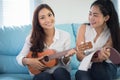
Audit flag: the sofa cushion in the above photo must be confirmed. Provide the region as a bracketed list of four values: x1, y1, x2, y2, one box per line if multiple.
[0, 25, 32, 56]
[0, 74, 32, 80]
[0, 55, 28, 74]
[70, 54, 80, 70]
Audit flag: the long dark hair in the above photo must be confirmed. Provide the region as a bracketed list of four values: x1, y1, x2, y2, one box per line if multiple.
[91, 0, 120, 53]
[30, 4, 55, 57]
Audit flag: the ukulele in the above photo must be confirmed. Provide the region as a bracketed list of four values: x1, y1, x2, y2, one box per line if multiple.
[93, 47, 120, 65]
[26, 41, 93, 75]
[109, 47, 120, 65]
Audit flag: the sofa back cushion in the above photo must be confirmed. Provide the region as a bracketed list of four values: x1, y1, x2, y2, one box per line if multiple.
[0, 25, 32, 73]
[0, 25, 32, 56]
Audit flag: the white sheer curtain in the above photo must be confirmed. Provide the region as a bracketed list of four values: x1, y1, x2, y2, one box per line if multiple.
[2, 0, 30, 26]
[0, 0, 42, 26]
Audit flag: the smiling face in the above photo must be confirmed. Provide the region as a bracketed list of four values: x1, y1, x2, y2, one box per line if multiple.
[88, 5, 109, 28]
[38, 8, 55, 30]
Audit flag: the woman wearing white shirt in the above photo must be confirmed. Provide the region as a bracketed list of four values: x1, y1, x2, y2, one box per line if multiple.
[75, 0, 120, 80]
[16, 4, 72, 80]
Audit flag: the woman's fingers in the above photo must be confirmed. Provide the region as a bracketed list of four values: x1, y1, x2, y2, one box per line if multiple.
[104, 47, 110, 57]
[98, 47, 110, 61]
[65, 49, 76, 57]
[37, 61, 46, 70]
[28, 57, 47, 71]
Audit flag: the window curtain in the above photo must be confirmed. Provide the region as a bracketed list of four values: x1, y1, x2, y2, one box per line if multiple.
[0, 0, 42, 26]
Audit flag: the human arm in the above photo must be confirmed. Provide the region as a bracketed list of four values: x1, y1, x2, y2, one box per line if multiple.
[76, 24, 86, 61]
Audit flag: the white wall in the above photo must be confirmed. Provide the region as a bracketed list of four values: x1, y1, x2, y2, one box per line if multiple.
[41, 0, 95, 24]
[0, 0, 3, 25]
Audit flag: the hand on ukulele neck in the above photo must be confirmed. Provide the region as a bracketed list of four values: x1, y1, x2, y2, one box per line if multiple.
[65, 49, 77, 58]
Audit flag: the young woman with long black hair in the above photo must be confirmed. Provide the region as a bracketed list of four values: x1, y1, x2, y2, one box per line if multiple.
[75, 0, 120, 80]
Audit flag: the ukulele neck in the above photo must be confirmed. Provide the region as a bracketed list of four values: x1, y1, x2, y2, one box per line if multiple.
[48, 47, 76, 61]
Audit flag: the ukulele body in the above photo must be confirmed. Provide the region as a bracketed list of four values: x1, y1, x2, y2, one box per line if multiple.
[26, 49, 57, 74]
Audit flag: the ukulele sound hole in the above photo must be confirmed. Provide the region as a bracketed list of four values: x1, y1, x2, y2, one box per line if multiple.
[44, 56, 49, 62]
